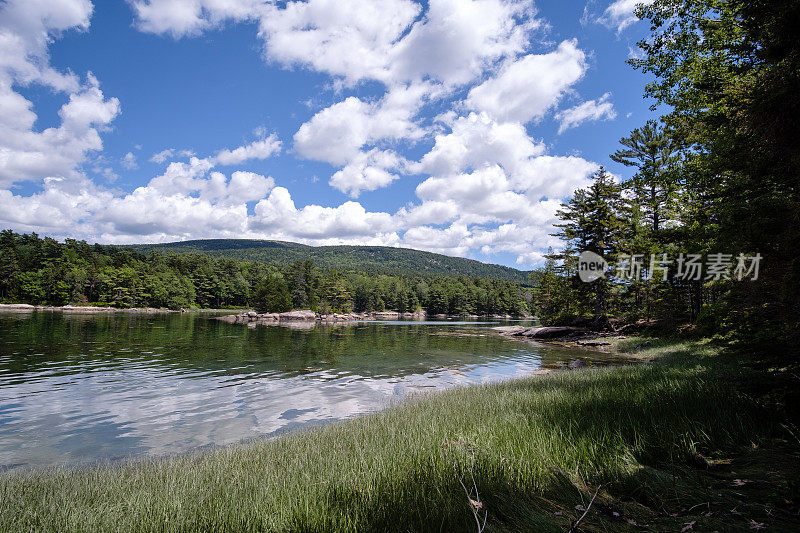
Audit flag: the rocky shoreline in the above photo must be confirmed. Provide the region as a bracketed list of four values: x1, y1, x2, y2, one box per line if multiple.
[493, 325, 586, 339]
[217, 309, 524, 328]
[493, 325, 619, 347]
[218, 309, 425, 327]
[0, 303, 180, 314]
[0, 303, 525, 322]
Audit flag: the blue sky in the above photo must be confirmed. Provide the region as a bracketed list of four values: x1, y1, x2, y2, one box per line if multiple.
[0, 0, 657, 268]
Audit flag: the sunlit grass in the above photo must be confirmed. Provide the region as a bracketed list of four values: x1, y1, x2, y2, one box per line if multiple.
[0, 338, 768, 531]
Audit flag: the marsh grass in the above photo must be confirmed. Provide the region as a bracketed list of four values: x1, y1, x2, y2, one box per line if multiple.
[0, 338, 782, 531]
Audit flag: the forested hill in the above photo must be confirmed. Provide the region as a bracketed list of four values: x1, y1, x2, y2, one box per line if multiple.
[0, 231, 531, 313]
[124, 239, 530, 284]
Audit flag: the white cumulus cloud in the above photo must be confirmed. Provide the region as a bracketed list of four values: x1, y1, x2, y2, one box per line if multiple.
[389, 0, 540, 86]
[0, 0, 617, 268]
[121, 152, 138, 170]
[150, 148, 195, 164]
[556, 92, 617, 133]
[257, 0, 420, 84]
[294, 85, 426, 166]
[0, 73, 120, 186]
[596, 0, 654, 33]
[0, 1, 120, 187]
[130, 0, 263, 37]
[252, 187, 397, 240]
[329, 150, 405, 198]
[210, 135, 282, 166]
[466, 40, 587, 124]
[415, 112, 545, 177]
[131, 0, 541, 88]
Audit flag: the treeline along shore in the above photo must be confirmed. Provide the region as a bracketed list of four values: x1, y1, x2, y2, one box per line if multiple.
[0, 230, 531, 317]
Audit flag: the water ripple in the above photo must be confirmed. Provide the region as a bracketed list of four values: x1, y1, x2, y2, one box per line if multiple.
[0, 313, 609, 469]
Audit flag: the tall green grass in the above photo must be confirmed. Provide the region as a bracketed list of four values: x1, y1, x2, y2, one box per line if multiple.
[0, 339, 765, 531]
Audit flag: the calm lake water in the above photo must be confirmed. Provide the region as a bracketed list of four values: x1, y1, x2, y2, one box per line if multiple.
[0, 311, 612, 469]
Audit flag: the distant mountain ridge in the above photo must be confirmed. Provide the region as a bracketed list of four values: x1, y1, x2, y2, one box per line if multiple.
[124, 239, 531, 283]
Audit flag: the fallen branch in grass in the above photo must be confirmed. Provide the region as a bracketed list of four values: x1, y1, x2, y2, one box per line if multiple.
[452, 450, 487, 533]
[569, 484, 602, 533]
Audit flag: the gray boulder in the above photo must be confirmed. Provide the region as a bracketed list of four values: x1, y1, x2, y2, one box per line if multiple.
[520, 326, 584, 339]
[278, 310, 317, 321]
[568, 359, 588, 370]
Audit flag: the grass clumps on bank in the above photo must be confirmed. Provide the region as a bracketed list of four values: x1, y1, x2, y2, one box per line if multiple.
[2, 339, 796, 532]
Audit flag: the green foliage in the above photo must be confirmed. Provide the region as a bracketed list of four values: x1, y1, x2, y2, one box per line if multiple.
[528, 0, 799, 340]
[555, 167, 628, 258]
[611, 120, 682, 235]
[252, 274, 291, 313]
[629, 0, 800, 336]
[0, 231, 529, 316]
[288, 260, 319, 310]
[529, 250, 582, 325]
[123, 238, 531, 283]
[553, 168, 627, 320]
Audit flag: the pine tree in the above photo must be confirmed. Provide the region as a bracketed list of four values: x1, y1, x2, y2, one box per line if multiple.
[554, 167, 626, 322]
[529, 248, 578, 324]
[610, 120, 682, 236]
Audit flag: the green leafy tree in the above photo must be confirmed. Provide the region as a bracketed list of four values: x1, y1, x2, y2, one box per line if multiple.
[0, 248, 20, 301]
[287, 260, 318, 310]
[0, 231, 531, 316]
[252, 274, 292, 313]
[631, 0, 800, 337]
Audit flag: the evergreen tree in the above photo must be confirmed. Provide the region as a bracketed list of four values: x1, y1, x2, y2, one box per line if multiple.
[407, 289, 420, 312]
[554, 167, 626, 322]
[529, 249, 579, 324]
[0, 231, 531, 316]
[611, 121, 682, 235]
[252, 274, 292, 313]
[632, 0, 800, 338]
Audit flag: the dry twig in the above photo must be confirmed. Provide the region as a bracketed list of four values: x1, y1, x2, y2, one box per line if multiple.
[452, 450, 487, 533]
[569, 484, 602, 533]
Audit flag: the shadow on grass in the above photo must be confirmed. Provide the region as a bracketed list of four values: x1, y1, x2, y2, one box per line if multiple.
[296, 355, 769, 531]
[2, 340, 790, 533]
